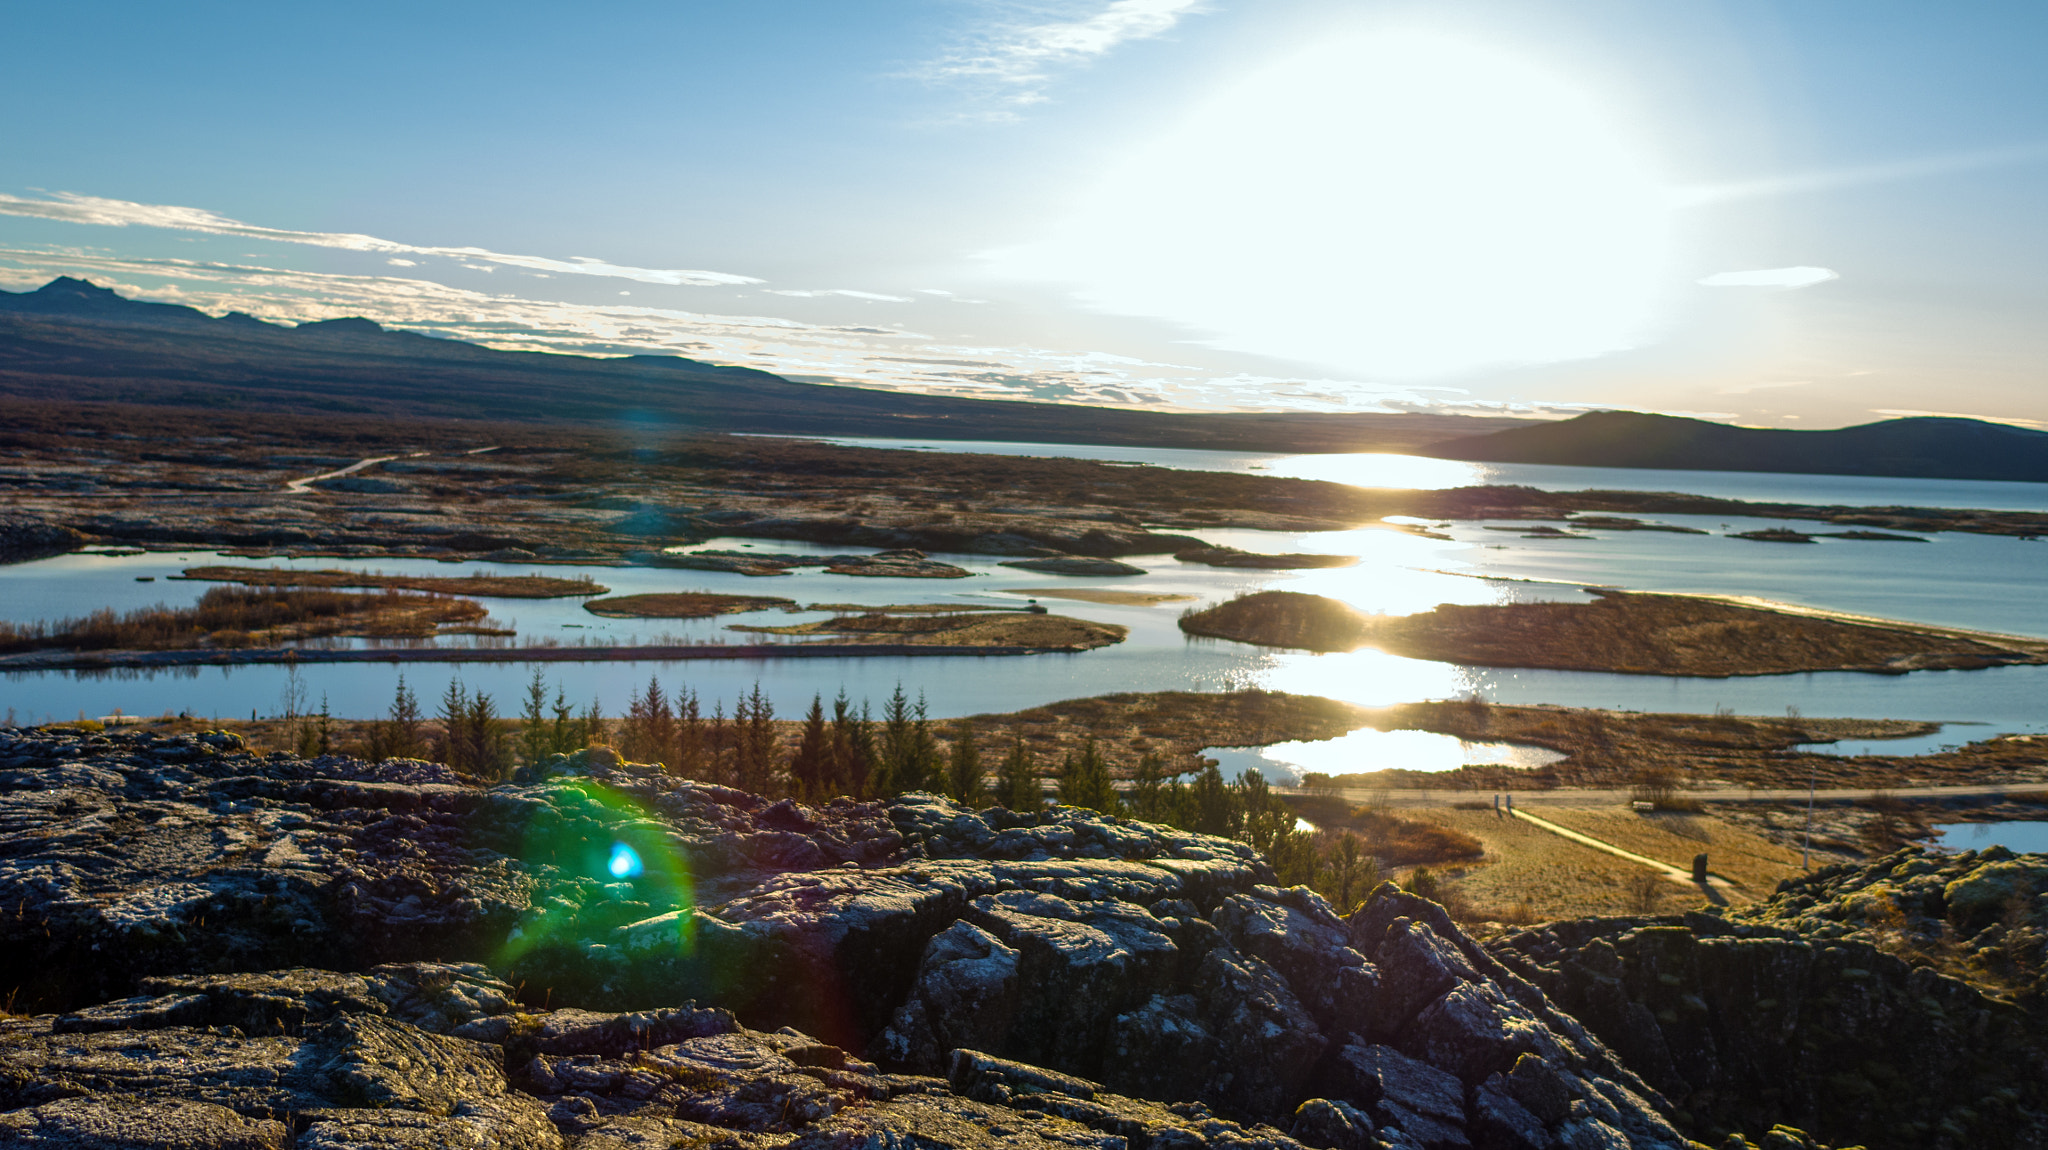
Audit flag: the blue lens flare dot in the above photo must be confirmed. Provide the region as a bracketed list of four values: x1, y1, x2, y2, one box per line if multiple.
[607, 842, 644, 879]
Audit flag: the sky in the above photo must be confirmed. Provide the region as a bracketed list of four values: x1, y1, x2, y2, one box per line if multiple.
[4, 1, 2048, 428]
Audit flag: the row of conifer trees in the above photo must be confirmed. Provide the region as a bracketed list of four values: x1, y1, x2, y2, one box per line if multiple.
[356, 670, 1387, 912]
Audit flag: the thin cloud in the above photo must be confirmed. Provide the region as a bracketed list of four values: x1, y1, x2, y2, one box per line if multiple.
[925, 0, 1204, 106]
[762, 288, 915, 302]
[1673, 141, 2048, 208]
[0, 191, 761, 287]
[1696, 266, 1839, 289]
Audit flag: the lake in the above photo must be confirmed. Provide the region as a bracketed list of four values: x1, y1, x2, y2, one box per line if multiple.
[6, 440, 2048, 771]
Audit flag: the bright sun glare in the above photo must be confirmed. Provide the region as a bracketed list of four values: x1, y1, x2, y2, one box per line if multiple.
[1009, 28, 1671, 379]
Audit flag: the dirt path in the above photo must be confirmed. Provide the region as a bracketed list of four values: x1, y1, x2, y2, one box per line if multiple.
[1506, 806, 1732, 892]
[284, 451, 428, 493]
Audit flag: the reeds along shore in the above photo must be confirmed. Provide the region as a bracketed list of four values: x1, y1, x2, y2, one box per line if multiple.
[0, 586, 489, 654]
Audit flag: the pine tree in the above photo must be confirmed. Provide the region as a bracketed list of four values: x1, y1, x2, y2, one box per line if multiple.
[875, 684, 914, 797]
[547, 686, 576, 755]
[943, 719, 985, 806]
[1188, 762, 1233, 837]
[581, 696, 605, 750]
[828, 693, 870, 797]
[904, 691, 942, 795]
[467, 688, 511, 781]
[791, 695, 830, 799]
[706, 700, 732, 786]
[1235, 769, 1291, 853]
[437, 677, 470, 769]
[313, 695, 333, 757]
[1128, 753, 1166, 822]
[1318, 832, 1377, 914]
[735, 684, 777, 794]
[996, 735, 1039, 811]
[674, 688, 706, 779]
[1057, 739, 1120, 814]
[391, 675, 422, 758]
[520, 668, 550, 765]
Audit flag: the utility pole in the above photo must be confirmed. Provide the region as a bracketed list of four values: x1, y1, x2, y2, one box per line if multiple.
[1802, 765, 1815, 871]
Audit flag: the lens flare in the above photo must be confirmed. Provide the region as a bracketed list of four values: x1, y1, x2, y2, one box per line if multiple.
[496, 779, 697, 970]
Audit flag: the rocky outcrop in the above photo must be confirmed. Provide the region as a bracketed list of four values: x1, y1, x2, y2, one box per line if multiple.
[1488, 849, 2048, 1150]
[0, 514, 87, 564]
[0, 726, 1701, 1147]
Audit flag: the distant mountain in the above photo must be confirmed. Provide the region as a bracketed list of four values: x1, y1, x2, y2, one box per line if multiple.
[1423, 409, 2048, 484]
[0, 278, 1530, 453]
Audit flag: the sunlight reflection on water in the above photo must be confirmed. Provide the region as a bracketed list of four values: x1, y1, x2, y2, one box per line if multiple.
[1206, 726, 1567, 782]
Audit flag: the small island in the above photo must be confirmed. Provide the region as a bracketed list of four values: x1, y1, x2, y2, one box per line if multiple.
[732, 607, 1125, 651]
[182, 565, 608, 597]
[584, 591, 797, 618]
[1179, 588, 2048, 676]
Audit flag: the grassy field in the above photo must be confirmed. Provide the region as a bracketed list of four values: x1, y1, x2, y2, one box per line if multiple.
[1530, 805, 1805, 899]
[1406, 807, 1663, 920]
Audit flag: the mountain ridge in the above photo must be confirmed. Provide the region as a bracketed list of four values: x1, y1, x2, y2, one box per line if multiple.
[1425, 408, 2048, 484]
[0, 278, 1525, 453]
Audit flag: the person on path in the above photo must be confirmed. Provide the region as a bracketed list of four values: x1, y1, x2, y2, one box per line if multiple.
[1505, 793, 1515, 816]
[1492, 793, 1502, 819]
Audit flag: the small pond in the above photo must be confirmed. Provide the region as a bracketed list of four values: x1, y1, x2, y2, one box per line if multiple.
[1932, 821, 2048, 855]
[1203, 727, 1567, 784]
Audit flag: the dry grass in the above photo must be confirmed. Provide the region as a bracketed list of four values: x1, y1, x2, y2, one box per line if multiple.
[583, 592, 795, 618]
[182, 566, 608, 599]
[0, 587, 494, 653]
[1179, 591, 1372, 652]
[1285, 794, 1483, 864]
[1002, 588, 1197, 606]
[729, 609, 1126, 651]
[1180, 588, 2044, 677]
[1408, 807, 1676, 920]
[1531, 805, 1805, 898]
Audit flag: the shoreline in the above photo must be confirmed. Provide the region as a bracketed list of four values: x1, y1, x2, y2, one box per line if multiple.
[0, 641, 1076, 671]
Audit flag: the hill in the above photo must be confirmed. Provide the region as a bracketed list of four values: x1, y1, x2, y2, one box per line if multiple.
[0, 278, 1525, 452]
[1424, 409, 2048, 483]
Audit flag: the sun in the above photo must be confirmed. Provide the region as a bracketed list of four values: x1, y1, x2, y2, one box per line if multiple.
[1008, 27, 1671, 380]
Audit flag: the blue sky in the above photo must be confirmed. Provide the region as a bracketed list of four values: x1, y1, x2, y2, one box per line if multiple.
[5, 1, 2048, 427]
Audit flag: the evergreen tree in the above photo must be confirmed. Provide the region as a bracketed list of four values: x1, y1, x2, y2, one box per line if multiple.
[706, 700, 731, 786]
[465, 688, 512, 781]
[791, 695, 830, 799]
[1265, 827, 1318, 888]
[547, 686, 577, 755]
[1128, 753, 1166, 822]
[875, 684, 914, 796]
[826, 693, 860, 796]
[519, 668, 550, 765]
[996, 735, 1040, 811]
[1188, 763, 1234, 837]
[734, 684, 778, 794]
[1235, 769, 1293, 853]
[943, 719, 985, 806]
[437, 677, 470, 769]
[675, 688, 705, 778]
[389, 675, 422, 759]
[904, 691, 942, 794]
[1318, 832, 1377, 915]
[581, 696, 605, 750]
[313, 695, 334, 757]
[1057, 739, 1120, 814]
